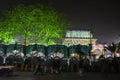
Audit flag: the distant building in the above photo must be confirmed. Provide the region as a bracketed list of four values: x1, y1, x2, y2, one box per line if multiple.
[62, 30, 97, 46]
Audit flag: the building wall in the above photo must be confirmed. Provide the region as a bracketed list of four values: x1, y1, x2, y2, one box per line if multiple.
[62, 38, 97, 46]
[63, 30, 97, 46]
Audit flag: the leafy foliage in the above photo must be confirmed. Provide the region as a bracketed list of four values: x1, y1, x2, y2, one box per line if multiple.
[0, 4, 68, 45]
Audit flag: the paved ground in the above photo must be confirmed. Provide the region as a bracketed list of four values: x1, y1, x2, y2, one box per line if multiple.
[0, 71, 120, 80]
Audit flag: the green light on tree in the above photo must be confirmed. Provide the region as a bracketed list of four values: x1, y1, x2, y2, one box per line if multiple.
[0, 21, 15, 44]
[0, 4, 69, 45]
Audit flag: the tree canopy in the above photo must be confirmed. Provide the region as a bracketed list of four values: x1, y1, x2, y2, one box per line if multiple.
[0, 4, 69, 45]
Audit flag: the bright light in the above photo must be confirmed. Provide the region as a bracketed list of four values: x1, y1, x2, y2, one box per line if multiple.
[66, 30, 93, 38]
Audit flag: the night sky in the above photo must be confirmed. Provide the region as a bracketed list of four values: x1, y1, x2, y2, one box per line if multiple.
[0, 0, 120, 44]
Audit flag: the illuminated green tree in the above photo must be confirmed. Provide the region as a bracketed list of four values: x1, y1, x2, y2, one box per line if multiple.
[0, 21, 15, 44]
[0, 4, 68, 45]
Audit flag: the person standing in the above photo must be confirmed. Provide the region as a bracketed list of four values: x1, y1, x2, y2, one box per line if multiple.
[52, 57, 61, 74]
[34, 58, 44, 75]
[79, 59, 84, 77]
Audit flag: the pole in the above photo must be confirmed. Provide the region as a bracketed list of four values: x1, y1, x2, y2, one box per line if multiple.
[90, 30, 92, 58]
[89, 30, 92, 66]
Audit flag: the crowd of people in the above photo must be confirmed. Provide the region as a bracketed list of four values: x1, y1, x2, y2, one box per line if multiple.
[31, 54, 120, 77]
[33, 57, 61, 75]
[0, 53, 120, 77]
